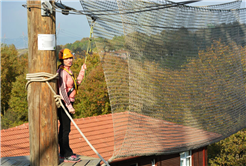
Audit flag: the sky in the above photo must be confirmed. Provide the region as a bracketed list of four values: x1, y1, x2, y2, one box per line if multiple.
[0, 0, 245, 49]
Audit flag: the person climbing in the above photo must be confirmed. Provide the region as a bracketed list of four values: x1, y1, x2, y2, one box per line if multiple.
[57, 48, 86, 163]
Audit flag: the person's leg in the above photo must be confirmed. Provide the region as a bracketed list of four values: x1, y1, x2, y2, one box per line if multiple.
[58, 107, 64, 157]
[58, 101, 73, 158]
[58, 101, 80, 162]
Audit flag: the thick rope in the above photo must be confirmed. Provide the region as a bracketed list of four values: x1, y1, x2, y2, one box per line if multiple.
[25, 72, 110, 166]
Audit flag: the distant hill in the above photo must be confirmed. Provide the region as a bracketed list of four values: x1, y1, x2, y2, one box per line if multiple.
[17, 48, 28, 57]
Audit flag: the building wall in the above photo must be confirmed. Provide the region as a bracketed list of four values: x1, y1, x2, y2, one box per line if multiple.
[109, 156, 153, 166]
[110, 146, 207, 166]
[192, 147, 207, 166]
[158, 153, 180, 166]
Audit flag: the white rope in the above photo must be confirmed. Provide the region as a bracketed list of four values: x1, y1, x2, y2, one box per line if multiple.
[26, 72, 110, 166]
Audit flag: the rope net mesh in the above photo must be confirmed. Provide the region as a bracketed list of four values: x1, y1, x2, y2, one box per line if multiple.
[80, 0, 246, 159]
[194, 0, 243, 9]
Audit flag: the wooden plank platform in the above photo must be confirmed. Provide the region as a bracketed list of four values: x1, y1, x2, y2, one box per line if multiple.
[1, 155, 101, 166]
[1, 156, 30, 166]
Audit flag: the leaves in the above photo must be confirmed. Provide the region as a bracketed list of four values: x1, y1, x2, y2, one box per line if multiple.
[59, 38, 97, 59]
[1, 36, 246, 166]
[1, 44, 19, 116]
[9, 73, 28, 121]
[208, 129, 246, 166]
[1, 39, 111, 128]
[73, 53, 111, 118]
[1, 46, 28, 129]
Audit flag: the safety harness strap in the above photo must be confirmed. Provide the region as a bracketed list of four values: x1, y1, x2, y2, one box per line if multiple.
[61, 66, 78, 96]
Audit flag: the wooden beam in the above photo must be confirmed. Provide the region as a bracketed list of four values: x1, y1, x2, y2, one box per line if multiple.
[27, 1, 58, 165]
[203, 147, 206, 166]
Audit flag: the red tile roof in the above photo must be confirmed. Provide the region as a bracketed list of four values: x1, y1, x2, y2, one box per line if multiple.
[1, 123, 30, 157]
[1, 112, 222, 162]
[1, 113, 114, 161]
[108, 112, 222, 159]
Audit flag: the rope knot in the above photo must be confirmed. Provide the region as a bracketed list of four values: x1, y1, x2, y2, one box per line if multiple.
[25, 72, 59, 90]
[26, 72, 61, 108]
[54, 95, 62, 108]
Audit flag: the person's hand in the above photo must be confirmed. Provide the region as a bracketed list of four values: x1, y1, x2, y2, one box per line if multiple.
[81, 63, 87, 70]
[69, 108, 75, 114]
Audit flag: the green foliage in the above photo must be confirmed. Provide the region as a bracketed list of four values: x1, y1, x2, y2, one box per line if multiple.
[1, 38, 110, 129]
[1, 74, 28, 128]
[122, 28, 201, 69]
[121, 40, 245, 133]
[59, 38, 97, 59]
[2, 35, 245, 166]
[100, 54, 129, 113]
[72, 53, 111, 118]
[1, 44, 19, 116]
[208, 128, 246, 166]
[10, 74, 28, 120]
[206, 46, 246, 165]
[93, 36, 125, 53]
[1, 49, 28, 129]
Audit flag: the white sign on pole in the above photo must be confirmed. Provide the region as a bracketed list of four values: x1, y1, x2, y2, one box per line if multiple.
[38, 34, 56, 50]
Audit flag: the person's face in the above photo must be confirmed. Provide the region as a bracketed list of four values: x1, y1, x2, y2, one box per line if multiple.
[63, 57, 73, 67]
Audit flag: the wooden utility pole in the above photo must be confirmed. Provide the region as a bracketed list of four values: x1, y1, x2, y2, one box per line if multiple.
[27, 1, 58, 165]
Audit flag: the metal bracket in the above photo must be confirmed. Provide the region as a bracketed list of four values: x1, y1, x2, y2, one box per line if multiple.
[41, 0, 52, 16]
[54, 2, 76, 15]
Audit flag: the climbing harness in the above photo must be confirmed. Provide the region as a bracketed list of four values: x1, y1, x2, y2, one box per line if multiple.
[60, 66, 78, 96]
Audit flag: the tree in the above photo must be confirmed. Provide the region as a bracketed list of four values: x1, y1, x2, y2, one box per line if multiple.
[9, 53, 28, 121]
[71, 53, 111, 117]
[1, 74, 28, 129]
[1, 44, 19, 116]
[60, 38, 97, 59]
[2, 39, 110, 128]
[208, 129, 246, 166]
[1, 52, 28, 129]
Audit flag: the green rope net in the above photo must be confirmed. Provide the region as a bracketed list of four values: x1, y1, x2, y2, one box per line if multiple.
[80, 0, 246, 159]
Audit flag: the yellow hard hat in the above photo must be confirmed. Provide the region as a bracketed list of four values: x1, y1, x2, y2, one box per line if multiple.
[59, 48, 74, 59]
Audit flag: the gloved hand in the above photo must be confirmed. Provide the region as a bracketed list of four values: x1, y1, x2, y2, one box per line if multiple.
[69, 107, 75, 114]
[81, 63, 87, 70]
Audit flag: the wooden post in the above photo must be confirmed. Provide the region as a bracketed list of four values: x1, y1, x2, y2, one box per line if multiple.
[27, 1, 58, 165]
